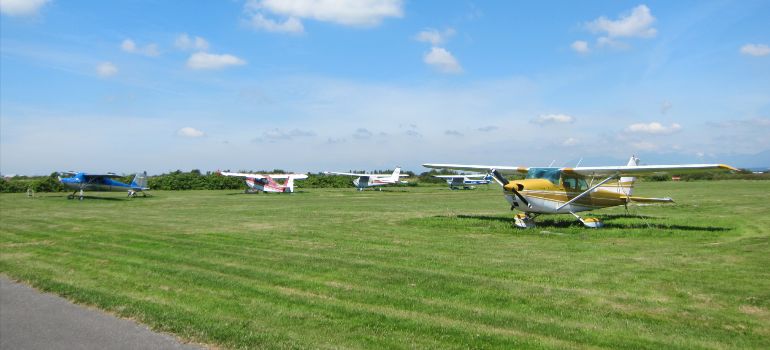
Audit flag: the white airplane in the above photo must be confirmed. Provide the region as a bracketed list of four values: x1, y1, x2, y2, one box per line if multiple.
[434, 173, 493, 190]
[324, 167, 409, 191]
[218, 171, 307, 193]
[424, 156, 737, 228]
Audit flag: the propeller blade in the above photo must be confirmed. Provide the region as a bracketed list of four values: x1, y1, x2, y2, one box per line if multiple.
[512, 188, 531, 208]
[492, 169, 531, 208]
[490, 169, 509, 186]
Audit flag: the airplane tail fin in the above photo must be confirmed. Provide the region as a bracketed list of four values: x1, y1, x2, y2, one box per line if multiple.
[285, 176, 295, 193]
[284, 174, 307, 193]
[597, 156, 638, 196]
[391, 167, 402, 182]
[130, 171, 149, 190]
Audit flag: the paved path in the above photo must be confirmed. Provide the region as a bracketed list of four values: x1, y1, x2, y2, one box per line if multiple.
[1, 276, 204, 350]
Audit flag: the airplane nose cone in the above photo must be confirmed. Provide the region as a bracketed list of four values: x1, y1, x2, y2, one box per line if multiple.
[504, 181, 524, 191]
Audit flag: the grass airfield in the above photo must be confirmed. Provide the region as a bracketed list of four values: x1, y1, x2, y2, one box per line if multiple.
[1, 180, 769, 349]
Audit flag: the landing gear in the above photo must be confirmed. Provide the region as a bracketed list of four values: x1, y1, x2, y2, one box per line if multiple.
[570, 212, 603, 228]
[514, 213, 536, 229]
[67, 189, 85, 200]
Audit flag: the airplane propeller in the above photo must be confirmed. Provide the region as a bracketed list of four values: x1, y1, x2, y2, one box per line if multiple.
[491, 169, 531, 208]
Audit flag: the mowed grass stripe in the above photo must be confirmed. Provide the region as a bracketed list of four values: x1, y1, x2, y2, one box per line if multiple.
[12, 229, 758, 349]
[4, 221, 760, 348]
[9, 244, 567, 349]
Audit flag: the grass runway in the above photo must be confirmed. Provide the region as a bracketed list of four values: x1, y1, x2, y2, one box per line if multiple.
[1, 181, 769, 349]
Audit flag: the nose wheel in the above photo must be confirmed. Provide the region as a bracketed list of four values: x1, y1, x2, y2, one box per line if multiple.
[514, 213, 536, 229]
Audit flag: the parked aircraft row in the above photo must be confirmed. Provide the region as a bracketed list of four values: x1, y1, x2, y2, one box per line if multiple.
[57, 156, 738, 228]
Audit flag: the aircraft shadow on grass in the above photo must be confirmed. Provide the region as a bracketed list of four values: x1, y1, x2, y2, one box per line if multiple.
[50, 195, 128, 201]
[450, 214, 730, 232]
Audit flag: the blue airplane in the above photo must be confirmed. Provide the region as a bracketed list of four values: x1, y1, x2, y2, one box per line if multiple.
[58, 171, 149, 200]
[433, 173, 493, 190]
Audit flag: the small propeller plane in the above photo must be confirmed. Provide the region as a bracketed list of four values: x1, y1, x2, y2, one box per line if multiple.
[434, 173, 493, 190]
[58, 171, 149, 200]
[324, 167, 409, 191]
[424, 156, 738, 228]
[218, 171, 308, 193]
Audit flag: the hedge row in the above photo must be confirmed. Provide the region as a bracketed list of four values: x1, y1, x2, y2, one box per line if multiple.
[1, 169, 765, 193]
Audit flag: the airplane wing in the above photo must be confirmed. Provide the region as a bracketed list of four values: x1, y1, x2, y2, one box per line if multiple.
[219, 172, 308, 179]
[82, 173, 123, 179]
[423, 163, 528, 175]
[219, 171, 266, 179]
[433, 174, 487, 179]
[563, 164, 738, 177]
[267, 174, 308, 180]
[324, 171, 368, 177]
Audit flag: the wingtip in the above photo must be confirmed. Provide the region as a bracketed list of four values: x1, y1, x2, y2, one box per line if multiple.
[719, 164, 739, 172]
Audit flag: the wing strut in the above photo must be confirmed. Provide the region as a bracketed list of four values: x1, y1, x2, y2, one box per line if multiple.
[556, 174, 617, 211]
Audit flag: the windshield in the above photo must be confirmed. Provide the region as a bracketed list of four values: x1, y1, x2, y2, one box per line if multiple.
[525, 168, 561, 184]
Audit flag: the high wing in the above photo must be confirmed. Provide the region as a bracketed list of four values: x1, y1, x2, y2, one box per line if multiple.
[220, 171, 308, 179]
[563, 164, 738, 177]
[433, 174, 489, 179]
[423, 164, 528, 175]
[82, 173, 123, 179]
[324, 171, 368, 177]
[324, 171, 405, 178]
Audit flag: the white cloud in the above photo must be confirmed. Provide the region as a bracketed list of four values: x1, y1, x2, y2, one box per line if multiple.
[121, 39, 160, 57]
[630, 141, 659, 151]
[571, 40, 589, 54]
[246, 0, 403, 29]
[177, 127, 205, 138]
[248, 13, 304, 33]
[187, 52, 246, 70]
[415, 28, 455, 46]
[95, 62, 118, 77]
[0, 0, 49, 16]
[562, 137, 580, 146]
[424, 47, 462, 74]
[352, 128, 373, 139]
[626, 122, 682, 134]
[444, 130, 463, 137]
[477, 126, 498, 132]
[121, 39, 136, 52]
[740, 43, 770, 57]
[532, 113, 575, 124]
[596, 36, 629, 49]
[254, 128, 316, 142]
[587, 5, 657, 38]
[175, 33, 210, 51]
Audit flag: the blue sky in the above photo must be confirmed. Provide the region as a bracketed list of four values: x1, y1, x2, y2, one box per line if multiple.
[1, 0, 769, 175]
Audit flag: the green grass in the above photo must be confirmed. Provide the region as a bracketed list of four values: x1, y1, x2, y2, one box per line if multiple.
[1, 181, 769, 349]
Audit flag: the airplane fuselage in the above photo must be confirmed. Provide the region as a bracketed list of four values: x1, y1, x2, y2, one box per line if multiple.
[59, 175, 140, 192]
[245, 177, 292, 193]
[504, 179, 628, 214]
[352, 176, 398, 189]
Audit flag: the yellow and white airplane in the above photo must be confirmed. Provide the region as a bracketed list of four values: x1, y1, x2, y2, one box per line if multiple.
[424, 156, 738, 228]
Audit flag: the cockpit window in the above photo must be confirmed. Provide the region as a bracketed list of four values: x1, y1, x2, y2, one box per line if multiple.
[525, 168, 561, 184]
[562, 175, 588, 191]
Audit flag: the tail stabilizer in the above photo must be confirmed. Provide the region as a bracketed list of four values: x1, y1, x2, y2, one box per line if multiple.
[285, 176, 295, 192]
[598, 156, 638, 196]
[284, 174, 306, 193]
[390, 167, 402, 182]
[628, 196, 673, 204]
[130, 171, 149, 190]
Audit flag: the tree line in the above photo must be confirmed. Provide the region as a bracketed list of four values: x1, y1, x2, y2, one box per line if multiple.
[1, 168, 765, 193]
